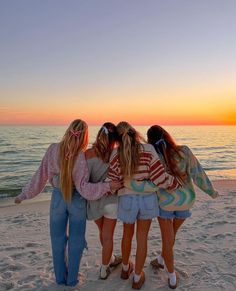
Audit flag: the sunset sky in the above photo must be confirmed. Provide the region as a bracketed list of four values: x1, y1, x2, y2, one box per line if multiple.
[0, 0, 236, 125]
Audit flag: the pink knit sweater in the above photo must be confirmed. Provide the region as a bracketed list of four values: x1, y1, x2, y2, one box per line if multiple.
[17, 143, 111, 201]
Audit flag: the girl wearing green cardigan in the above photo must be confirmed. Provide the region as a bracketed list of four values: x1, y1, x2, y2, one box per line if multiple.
[125, 125, 219, 289]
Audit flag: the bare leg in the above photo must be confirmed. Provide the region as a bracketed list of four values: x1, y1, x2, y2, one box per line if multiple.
[101, 218, 117, 265]
[122, 223, 135, 265]
[158, 217, 175, 273]
[95, 217, 104, 246]
[173, 218, 185, 239]
[135, 219, 152, 275]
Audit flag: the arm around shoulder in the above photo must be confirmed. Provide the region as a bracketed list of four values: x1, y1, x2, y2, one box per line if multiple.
[149, 145, 180, 191]
[73, 152, 111, 200]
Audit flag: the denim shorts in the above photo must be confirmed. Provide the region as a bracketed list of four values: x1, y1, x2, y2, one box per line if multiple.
[118, 193, 159, 224]
[158, 207, 191, 219]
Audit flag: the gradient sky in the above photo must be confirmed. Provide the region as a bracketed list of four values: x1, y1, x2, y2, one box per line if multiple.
[0, 0, 236, 125]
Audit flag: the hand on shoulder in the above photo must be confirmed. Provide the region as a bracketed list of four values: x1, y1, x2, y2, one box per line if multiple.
[109, 180, 123, 192]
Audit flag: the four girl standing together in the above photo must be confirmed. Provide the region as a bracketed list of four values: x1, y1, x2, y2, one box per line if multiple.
[15, 119, 218, 289]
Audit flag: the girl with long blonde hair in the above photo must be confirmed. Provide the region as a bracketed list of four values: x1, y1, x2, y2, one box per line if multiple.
[106, 121, 179, 290]
[15, 119, 122, 287]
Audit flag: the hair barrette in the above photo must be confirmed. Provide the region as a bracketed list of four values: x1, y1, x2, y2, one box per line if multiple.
[70, 129, 81, 137]
[155, 138, 167, 148]
[101, 126, 109, 135]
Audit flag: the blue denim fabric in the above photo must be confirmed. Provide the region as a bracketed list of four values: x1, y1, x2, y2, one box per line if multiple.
[118, 193, 159, 224]
[50, 188, 87, 287]
[158, 207, 191, 219]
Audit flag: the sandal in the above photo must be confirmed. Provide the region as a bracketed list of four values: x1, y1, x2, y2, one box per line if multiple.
[99, 266, 111, 280]
[120, 261, 134, 280]
[167, 270, 179, 289]
[109, 255, 122, 268]
[150, 258, 164, 269]
[168, 278, 177, 289]
[132, 271, 145, 290]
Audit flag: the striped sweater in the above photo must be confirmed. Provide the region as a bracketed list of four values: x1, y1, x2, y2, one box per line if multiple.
[106, 143, 179, 196]
[125, 145, 219, 210]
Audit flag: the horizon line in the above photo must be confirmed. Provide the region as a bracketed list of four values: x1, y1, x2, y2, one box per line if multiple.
[0, 123, 236, 126]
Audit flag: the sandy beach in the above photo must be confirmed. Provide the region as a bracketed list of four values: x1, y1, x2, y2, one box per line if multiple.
[0, 180, 236, 291]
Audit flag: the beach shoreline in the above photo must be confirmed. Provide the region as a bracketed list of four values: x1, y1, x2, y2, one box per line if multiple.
[1, 179, 235, 208]
[1, 180, 236, 290]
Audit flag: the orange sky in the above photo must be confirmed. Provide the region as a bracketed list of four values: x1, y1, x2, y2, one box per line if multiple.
[1, 83, 236, 125]
[1, 1, 236, 126]
[1, 95, 235, 126]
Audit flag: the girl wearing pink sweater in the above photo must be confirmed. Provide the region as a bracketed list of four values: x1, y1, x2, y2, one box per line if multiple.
[15, 119, 121, 287]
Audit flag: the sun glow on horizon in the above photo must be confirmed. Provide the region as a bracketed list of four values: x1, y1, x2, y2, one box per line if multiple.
[0, 98, 235, 126]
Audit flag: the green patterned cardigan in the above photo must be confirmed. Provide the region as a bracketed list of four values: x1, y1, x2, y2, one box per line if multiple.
[125, 145, 219, 211]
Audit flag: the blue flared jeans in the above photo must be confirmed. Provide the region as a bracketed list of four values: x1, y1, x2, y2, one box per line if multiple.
[50, 188, 87, 286]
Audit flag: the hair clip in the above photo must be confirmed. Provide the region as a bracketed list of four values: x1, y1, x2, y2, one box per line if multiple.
[155, 138, 167, 148]
[101, 126, 109, 135]
[70, 129, 81, 137]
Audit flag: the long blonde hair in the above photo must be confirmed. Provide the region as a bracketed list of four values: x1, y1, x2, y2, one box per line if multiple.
[93, 122, 118, 163]
[117, 121, 143, 178]
[59, 119, 88, 202]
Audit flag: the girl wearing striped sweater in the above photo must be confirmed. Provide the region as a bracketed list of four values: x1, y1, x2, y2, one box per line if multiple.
[106, 121, 180, 290]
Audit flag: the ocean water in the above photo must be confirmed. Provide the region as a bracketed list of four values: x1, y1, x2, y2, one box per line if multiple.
[0, 125, 235, 201]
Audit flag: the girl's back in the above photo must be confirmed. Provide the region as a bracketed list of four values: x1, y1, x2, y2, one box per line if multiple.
[157, 145, 218, 211]
[85, 148, 108, 183]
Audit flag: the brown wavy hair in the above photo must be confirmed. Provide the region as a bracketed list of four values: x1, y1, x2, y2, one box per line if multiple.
[147, 125, 186, 184]
[93, 122, 119, 163]
[59, 119, 88, 202]
[117, 121, 144, 178]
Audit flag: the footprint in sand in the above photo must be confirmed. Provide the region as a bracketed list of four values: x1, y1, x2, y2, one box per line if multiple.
[4, 246, 25, 251]
[0, 260, 9, 270]
[10, 252, 26, 259]
[8, 264, 24, 271]
[212, 232, 233, 239]
[1, 271, 13, 280]
[225, 206, 236, 214]
[25, 242, 41, 248]
[204, 220, 228, 229]
[29, 250, 37, 255]
[42, 251, 50, 257]
[0, 281, 14, 291]
[188, 237, 198, 243]
[223, 250, 236, 266]
[18, 274, 38, 285]
[1, 262, 24, 273]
